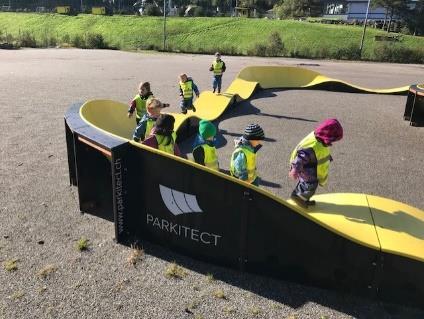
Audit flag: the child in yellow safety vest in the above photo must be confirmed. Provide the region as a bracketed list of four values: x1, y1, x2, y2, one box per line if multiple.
[142, 114, 181, 157]
[128, 82, 154, 124]
[179, 73, 200, 114]
[289, 118, 343, 209]
[192, 120, 219, 170]
[132, 98, 170, 142]
[209, 52, 226, 94]
[230, 124, 265, 186]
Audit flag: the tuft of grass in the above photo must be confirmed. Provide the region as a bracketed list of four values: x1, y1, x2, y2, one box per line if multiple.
[127, 246, 144, 266]
[187, 300, 200, 310]
[205, 273, 215, 283]
[4, 258, 19, 271]
[37, 264, 58, 279]
[10, 291, 25, 300]
[212, 289, 226, 299]
[164, 262, 187, 279]
[223, 306, 236, 314]
[250, 306, 261, 316]
[76, 237, 89, 251]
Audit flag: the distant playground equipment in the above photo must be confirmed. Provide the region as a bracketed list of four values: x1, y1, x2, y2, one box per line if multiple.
[65, 66, 424, 309]
[92, 6, 106, 15]
[404, 84, 424, 126]
[55, 6, 71, 14]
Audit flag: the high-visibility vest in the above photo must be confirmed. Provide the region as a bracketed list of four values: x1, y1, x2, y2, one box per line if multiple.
[194, 144, 219, 170]
[230, 146, 257, 184]
[212, 60, 224, 76]
[290, 131, 331, 186]
[155, 135, 175, 155]
[134, 95, 152, 119]
[179, 80, 193, 99]
[145, 118, 156, 138]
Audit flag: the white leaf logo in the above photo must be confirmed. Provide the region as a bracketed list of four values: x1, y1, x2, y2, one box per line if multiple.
[159, 185, 203, 216]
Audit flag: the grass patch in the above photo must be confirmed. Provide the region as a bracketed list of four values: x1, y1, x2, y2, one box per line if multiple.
[223, 306, 236, 314]
[205, 273, 214, 283]
[127, 246, 144, 266]
[3, 258, 19, 271]
[164, 262, 187, 279]
[250, 306, 261, 316]
[37, 264, 58, 279]
[76, 237, 89, 251]
[0, 13, 423, 63]
[212, 288, 226, 299]
[10, 291, 25, 300]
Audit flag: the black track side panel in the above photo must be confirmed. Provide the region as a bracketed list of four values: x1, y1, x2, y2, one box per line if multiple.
[378, 252, 424, 309]
[245, 191, 380, 299]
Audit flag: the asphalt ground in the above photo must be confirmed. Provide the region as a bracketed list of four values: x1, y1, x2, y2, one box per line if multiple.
[0, 49, 423, 319]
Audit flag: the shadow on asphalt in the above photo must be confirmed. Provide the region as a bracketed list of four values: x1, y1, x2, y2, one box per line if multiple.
[140, 240, 423, 319]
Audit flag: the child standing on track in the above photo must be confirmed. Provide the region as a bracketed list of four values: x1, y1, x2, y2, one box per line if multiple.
[209, 52, 226, 94]
[230, 124, 265, 186]
[179, 73, 199, 114]
[132, 98, 170, 142]
[128, 82, 154, 124]
[289, 118, 343, 208]
[192, 120, 219, 171]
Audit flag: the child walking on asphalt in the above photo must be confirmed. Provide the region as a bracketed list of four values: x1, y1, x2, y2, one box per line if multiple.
[192, 120, 219, 171]
[128, 82, 154, 124]
[209, 52, 226, 94]
[179, 73, 200, 114]
[132, 98, 169, 142]
[230, 124, 265, 186]
[289, 118, 343, 208]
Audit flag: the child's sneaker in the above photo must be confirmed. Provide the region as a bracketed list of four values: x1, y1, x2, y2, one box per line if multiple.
[290, 194, 309, 209]
[181, 109, 187, 114]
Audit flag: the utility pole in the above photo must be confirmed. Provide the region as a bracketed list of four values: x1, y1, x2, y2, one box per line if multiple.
[359, 0, 371, 57]
[163, 0, 166, 51]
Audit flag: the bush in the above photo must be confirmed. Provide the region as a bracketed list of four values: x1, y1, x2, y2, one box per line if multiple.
[144, 4, 161, 16]
[373, 44, 424, 63]
[247, 43, 268, 56]
[267, 32, 284, 56]
[19, 31, 37, 47]
[332, 44, 361, 60]
[71, 34, 85, 48]
[193, 6, 205, 17]
[86, 33, 107, 49]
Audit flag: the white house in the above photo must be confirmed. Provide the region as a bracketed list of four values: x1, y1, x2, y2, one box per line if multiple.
[323, 0, 417, 21]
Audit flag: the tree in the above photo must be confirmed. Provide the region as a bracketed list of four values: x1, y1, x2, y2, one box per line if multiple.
[372, 0, 409, 32]
[274, 0, 322, 18]
[403, 0, 424, 35]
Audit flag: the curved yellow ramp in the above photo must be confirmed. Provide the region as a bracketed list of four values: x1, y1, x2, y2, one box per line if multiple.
[80, 65, 413, 141]
[288, 193, 424, 263]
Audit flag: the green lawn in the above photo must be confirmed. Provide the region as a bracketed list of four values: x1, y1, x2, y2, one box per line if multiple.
[0, 13, 423, 62]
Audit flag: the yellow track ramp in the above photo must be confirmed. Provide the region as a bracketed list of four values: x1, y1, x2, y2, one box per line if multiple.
[80, 65, 423, 262]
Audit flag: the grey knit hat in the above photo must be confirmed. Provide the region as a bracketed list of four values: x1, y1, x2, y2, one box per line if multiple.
[243, 123, 265, 141]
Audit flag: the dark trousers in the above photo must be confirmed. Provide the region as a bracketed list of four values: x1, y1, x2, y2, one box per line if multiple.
[292, 181, 318, 201]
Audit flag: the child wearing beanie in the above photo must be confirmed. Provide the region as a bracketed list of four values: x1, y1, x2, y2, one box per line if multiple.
[230, 124, 265, 186]
[192, 120, 219, 170]
[142, 114, 181, 157]
[133, 98, 170, 142]
[289, 118, 343, 209]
